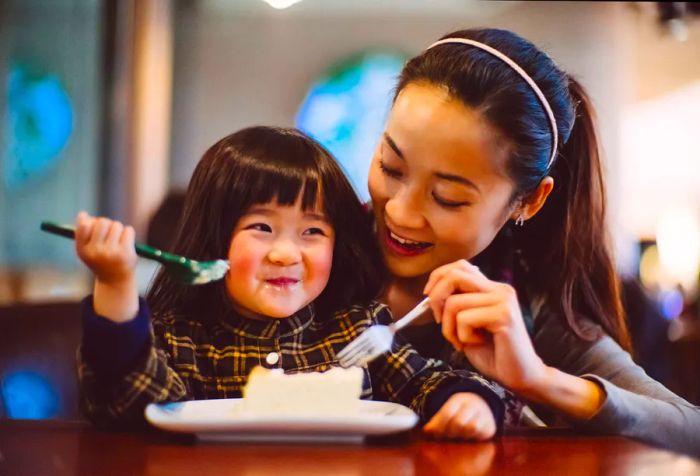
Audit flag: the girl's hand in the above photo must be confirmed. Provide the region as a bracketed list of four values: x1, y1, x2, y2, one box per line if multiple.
[75, 212, 137, 285]
[423, 393, 496, 441]
[75, 211, 139, 323]
[424, 259, 548, 395]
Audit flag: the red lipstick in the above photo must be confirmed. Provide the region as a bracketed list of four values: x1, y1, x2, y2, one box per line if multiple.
[384, 228, 433, 257]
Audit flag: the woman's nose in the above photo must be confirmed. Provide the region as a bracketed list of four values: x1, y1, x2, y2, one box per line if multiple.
[385, 186, 427, 229]
[267, 238, 302, 266]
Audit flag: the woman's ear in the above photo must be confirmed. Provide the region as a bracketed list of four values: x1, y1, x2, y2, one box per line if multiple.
[511, 176, 554, 222]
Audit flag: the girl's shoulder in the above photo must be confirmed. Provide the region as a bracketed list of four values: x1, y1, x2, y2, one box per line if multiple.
[322, 300, 392, 330]
[151, 308, 207, 332]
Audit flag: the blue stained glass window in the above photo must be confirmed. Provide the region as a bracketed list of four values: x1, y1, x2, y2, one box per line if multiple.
[5, 64, 74, 190]
[296, 52, 407, 202]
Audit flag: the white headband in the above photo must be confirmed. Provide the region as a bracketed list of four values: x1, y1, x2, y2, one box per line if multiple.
[426, 38, 559, 169]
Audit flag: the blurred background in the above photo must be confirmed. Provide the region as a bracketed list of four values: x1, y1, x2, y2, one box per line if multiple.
[0, 0, 698, 420]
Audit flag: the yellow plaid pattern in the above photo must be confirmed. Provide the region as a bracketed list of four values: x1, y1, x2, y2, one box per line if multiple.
[79, 301, 500, 425]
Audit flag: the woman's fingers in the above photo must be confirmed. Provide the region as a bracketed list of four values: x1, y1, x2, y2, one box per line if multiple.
[438, 293, 497, 347]
[442, 304, 504, 349]
[424, 259, 478, 294]
[427, 267, 494, 323]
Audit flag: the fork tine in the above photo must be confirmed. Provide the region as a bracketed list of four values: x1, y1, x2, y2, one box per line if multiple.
[336, 339, 370, 362]
[337, 326, 396, 368]
[336, 330, 373, 358]
[338, 338, 386, 368]
[339, 350, 372, 368]
[337, 342, 372, 366]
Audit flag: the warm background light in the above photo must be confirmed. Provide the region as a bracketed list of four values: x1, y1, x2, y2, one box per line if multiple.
[656, 208, 700, 294]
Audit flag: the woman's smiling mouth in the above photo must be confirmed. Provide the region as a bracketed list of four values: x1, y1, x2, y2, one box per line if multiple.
[384, 227, 433, 256]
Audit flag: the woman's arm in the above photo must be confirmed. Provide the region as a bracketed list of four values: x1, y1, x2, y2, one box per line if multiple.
[516, 365, 605, 421]
[424, 259, 700, 456]
[533, 311, 700, 456]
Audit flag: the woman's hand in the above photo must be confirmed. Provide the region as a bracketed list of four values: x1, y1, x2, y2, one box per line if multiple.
[425, 259, 607, 420]
[75, 211, 139, 323]
[423, 392, 496, 441]
[424, 259, 547, 395]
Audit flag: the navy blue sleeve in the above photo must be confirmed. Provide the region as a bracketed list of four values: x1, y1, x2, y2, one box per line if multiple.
[80, 295, 151, 381]
[424, 379, 505, 431]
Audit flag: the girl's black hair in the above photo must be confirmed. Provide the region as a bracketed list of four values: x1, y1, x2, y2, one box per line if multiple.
[147, 126, 386, 322]
[396, 28, 630, 350]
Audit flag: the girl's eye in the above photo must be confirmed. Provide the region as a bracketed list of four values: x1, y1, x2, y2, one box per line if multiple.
[246, 223, 272, 232]
[432, 192, 470, 209]
[378, 159, 402, 179]
[303, 227, 326, 236]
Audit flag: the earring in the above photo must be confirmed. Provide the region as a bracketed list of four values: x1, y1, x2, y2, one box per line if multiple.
[515, 215, 525, 226]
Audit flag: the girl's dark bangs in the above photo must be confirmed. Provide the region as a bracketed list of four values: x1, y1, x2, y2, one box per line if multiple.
[243, 157, 321, 212]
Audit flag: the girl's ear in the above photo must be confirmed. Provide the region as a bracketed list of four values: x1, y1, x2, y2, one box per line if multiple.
[510, 176, 554, 222]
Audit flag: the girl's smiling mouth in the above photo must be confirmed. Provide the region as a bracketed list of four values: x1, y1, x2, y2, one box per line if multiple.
[265, 277, 301, 286]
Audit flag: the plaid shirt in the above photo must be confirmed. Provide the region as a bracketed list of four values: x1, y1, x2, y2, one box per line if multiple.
[78, 297, 504, 427]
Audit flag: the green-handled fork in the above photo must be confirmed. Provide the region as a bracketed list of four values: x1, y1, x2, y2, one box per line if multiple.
[40, 221, 229, 285]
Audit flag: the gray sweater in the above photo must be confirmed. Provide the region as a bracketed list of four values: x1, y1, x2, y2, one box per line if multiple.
[533, 311, 700, 457]
[401, 312, 700, 457]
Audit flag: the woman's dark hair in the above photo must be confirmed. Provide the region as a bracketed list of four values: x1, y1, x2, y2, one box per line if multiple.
[396, 28, 630, 350]
[147, 126, 386, 322]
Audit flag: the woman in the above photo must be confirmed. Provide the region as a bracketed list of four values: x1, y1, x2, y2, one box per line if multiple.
[367, 28, 699, 455]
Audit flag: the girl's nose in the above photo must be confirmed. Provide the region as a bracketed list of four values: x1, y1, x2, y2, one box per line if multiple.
[385, 186, 427, 230]
[267, 239, 302, 266]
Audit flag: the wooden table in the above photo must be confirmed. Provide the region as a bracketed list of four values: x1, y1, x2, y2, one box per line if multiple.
[1, 420, 699, 475]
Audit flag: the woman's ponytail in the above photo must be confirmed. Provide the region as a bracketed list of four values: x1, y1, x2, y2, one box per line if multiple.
[523, 76, 631, 351]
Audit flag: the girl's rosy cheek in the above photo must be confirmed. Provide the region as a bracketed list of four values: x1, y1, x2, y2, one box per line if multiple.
[228, 237, 264, 278]
[313, 244, 334, 280]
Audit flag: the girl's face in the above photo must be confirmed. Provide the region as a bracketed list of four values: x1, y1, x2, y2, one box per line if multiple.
[368, 82, 517, 279]
[225, 195, 335, 319]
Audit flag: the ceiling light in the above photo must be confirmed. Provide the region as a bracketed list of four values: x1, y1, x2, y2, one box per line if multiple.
[262, 0, 303, 9]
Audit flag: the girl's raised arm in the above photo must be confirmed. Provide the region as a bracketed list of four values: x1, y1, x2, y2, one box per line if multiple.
[75, 212, 139, 323]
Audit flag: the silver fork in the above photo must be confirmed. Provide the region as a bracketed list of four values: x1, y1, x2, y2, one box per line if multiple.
[336, 297, 431, 368]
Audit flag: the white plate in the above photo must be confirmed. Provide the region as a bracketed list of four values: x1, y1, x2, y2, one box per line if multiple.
[145, 399, 418, 444]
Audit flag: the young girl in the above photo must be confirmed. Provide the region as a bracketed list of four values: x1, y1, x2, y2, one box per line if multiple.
[76, 126, 504, 440]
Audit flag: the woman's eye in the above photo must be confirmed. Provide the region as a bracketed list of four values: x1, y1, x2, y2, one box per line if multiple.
[378, 159, 402, 179]
[246, 223, 272, 232]
[303, 227, 326, 236]
[432, 193, 469, 209]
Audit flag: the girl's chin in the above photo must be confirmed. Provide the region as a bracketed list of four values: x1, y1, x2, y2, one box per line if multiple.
[231, 301, 299, 320]
[254, 304, 303, 319]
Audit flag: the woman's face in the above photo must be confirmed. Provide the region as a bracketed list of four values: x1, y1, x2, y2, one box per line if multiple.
[368, 82, 517, 279]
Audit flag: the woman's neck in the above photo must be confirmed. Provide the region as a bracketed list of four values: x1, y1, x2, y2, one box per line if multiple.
[383, 274, 433, 324]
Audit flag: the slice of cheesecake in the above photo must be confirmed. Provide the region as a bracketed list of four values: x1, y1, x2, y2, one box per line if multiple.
[242, 366, 364, 417]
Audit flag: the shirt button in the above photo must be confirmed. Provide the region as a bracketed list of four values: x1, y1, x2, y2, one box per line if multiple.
[265, 352, 280, 366]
